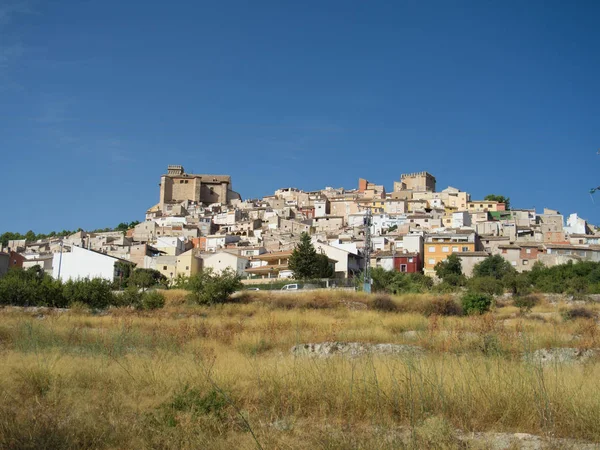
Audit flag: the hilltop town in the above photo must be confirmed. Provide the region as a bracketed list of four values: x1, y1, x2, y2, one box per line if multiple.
[1, 164, 596, 283]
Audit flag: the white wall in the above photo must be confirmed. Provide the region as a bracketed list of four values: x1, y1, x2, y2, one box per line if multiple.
[52, 246, 117, 281]
[314, 200, 327, 217]
[312, 239, 350, 277]
[202, 252, 248, 275]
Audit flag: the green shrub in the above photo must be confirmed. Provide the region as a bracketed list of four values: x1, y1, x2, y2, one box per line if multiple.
[139, 290, 166, 310]
[560, 307, 597, 321]
[114, 287, 143, 308]
[513, 294, 539, 313]
[129, 268, 168, 290]
[62, 278, 114, 309]
[424, 297, 462, 316]
[461, 292, 493, 315]
[467, 276, 504, 296]
[0, 267, 65, 307]
[168, 385, 227, 417]
[369, 295, 398, 312]
[472, 255, 516, 280]
[187, 268, 243, 305]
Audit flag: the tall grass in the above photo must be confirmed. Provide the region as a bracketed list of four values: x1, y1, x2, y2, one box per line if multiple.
[1, 295, 599, 448]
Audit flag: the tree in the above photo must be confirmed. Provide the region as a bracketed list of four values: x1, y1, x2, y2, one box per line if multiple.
[129, 268, 167, 291]
[288, 232, 320, 279]
[188, 268, 242, 304]
[484, 194, 510, 210]
[473, 255, 515, 280]
[461, 292, 493, 315]
[314, 253, 334, 278]
[434, 254, 464, 285]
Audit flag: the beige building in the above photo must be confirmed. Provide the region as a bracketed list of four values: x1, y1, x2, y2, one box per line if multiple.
[329, 197, 360, 223]
[467, 201, 502, 213]
[312, 216, 345, 233]
[394, 172, 436, 192]
[176, 249, 203, 278]
[201, 251, 249, 276]
[158, 165, 241, 211]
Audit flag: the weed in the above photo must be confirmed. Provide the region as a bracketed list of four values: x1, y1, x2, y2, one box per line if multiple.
[369, 295, 399, 312]
[561, 307, 597, 321]
[424, 297, 463, 316]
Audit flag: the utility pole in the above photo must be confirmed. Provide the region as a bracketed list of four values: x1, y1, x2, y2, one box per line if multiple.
[363, 208, 372, 293]
[57, 239, 64, 280]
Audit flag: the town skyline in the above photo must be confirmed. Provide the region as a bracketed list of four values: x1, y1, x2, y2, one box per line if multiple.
[2, 163, 598, 235]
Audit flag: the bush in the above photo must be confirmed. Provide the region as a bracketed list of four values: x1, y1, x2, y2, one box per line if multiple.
[424, 297, 463, 316]
[461, 292, 493, 315]
[513, 294, 539, 313]
[472, 255, 516, 280]
[0, 267, 66, 307]
[187, 268, 243, 305]
[467, 276, 504, 296]
[139, 290, 166, 310]
[129, 268, 168, 290]
[561, 307, 597, 321]
[62, 278, 114, 309]
[114, 287, 143, 308]
[369, 295, 399, 312]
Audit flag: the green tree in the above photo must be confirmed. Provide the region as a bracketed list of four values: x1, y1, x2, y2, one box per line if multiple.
[473, 255, 515, 280]
[187, 268, 242, 305]
[314, 253, 334, 278]
[129, 268, 166, 291]
[461, 292, 493, 315]
[484, 194, 510, 210]
[434, 254, 464, 285]
[467, 276, 504, 296]
[504, 272, 531, 296]
[288, 232, 321, 279]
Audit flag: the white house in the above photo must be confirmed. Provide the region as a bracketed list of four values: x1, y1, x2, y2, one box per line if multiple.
[201, 251, 249, 276]
[52, 246, 129, 282]
[564, 213, 588, 235]
[153, 236, 187, 256]
[204, 234, 241, 252]
[312, 238, 362, 278]
[452, 211, 472, 228]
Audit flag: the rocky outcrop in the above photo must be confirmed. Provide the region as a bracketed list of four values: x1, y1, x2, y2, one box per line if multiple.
[291, 342, 423, 358]
[524, 348, 600, 365]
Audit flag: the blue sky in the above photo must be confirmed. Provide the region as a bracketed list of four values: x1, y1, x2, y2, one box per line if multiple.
[1, 0, 599, 233]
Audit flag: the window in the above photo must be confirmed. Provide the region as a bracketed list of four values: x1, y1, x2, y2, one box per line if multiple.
[442, 246, 449, 253]
[522, 260, 529, 265]
[186, 266, 189, 270]
[400, 264, 407, 272]
[428, 246, 435, 253]
[511, 261, 517, 266]
[452, 246, 459, 252]
[428, 258, 435, 265]
[462, 247, 469, 252]
[408, 258, 413, 263]
[163, 266, 167, 270]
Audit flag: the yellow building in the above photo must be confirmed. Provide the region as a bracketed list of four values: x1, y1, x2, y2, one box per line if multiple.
[423, 232, 478, 274]
[176, 249, 203, 278]
[467, 201, 502, 213]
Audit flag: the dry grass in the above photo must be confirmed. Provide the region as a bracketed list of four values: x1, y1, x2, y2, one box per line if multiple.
[1, 293, 600, 448]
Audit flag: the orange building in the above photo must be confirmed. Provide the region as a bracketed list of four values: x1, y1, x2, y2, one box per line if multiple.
[423, 231, 479, 275]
